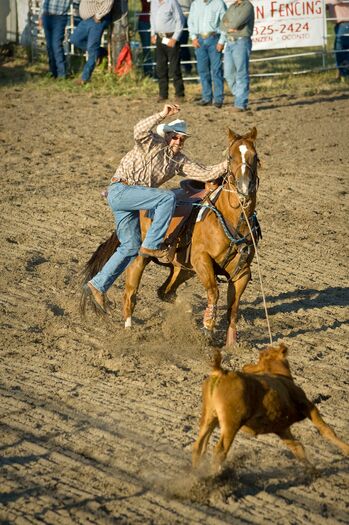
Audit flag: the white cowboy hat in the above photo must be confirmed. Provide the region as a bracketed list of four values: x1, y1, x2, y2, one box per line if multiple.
[156, 119, 190, 138]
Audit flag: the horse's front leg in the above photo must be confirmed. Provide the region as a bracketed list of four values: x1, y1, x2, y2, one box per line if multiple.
[226, 269, 251, 347]
[123, 256, 150, 328]
[192, 254, 219, 333]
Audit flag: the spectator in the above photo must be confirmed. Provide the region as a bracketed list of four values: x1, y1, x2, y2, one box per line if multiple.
[85, 103, 228, 313]
[188, 0, 226, 108]
[138, 0, 153, 77]
[326, 0, 349, 81]
[70, 0, 114, 85]
[220, 0, 254, 112]
[178, 0, 193, 74]
[150, 0, 185, 101]
[39, 0, 73, 79]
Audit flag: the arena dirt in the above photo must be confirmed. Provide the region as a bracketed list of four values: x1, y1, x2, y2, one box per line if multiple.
[0, 85, 348, 524]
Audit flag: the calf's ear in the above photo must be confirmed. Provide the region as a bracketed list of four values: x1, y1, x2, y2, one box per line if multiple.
[279, 342, 288, 356]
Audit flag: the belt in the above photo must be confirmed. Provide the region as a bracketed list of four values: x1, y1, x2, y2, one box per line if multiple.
[199, 32, 216, 39]
[157, 32, 174, 38]
[111, 177, 129, 185]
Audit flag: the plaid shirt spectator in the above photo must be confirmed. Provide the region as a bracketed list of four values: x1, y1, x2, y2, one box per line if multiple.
[79, 0, 114, 20]
[40, 0, 72, 15]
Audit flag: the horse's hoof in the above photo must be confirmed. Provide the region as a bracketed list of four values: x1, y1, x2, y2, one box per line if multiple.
[124, 317, 132, 329]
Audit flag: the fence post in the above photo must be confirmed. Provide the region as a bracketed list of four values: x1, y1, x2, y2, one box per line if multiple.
[110, 0, 129, 68]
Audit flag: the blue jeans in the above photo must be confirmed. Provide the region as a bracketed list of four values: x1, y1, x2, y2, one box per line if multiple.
[42, 14, 68, 78]
[334, 22, 349, 77]
[224, 37, 252, 109]
[195, 35, 224, 104]
[70, 14, 111, 81]
[91, 183, 176, 293]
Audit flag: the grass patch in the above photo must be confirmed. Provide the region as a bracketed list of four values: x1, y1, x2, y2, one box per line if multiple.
[0, 43, 347, 100]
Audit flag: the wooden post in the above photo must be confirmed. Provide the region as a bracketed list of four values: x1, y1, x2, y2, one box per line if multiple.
[110, 0, 129, 68]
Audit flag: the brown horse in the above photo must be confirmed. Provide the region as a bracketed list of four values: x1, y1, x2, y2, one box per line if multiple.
[81, 127, 261, 347]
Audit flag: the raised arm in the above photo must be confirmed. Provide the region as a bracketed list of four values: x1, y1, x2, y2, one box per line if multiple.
[134, 104, 181, 142]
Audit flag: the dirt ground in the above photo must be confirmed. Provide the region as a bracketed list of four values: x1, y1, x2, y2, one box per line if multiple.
[1, 81, 349, 524]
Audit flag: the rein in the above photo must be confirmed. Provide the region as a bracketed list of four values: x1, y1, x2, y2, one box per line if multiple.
[192, 200, 260, 248]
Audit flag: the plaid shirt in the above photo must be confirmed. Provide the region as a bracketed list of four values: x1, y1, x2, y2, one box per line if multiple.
[79, 0, 114, 20]
[111, 112, 227, 187]
[40, 0, 72, 15]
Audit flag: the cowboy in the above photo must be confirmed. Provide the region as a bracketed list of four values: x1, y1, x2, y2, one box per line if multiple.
[85, 103, 227, 313]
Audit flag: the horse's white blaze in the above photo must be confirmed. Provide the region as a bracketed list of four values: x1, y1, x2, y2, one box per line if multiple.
[125, 317, 132, 328]
[239, 144, 248, 175]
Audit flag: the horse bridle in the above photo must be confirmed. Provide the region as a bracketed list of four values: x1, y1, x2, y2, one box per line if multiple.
[225, 137, 260, 197]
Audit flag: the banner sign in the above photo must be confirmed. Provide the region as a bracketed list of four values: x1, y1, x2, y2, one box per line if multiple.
[251, 0, 327, 51]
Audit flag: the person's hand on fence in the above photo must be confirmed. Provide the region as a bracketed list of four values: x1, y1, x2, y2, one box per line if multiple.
[192, 38, 200, 49]
[160, 104, 180, 118]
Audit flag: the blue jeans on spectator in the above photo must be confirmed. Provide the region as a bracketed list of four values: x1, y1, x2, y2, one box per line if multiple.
[91, 183, 176, 293]
[195, 34, 224, 104]
[224, 37, 252, 109]
[335, 22, 349, 77]
[70, 14, 111, 81]
[42, 14, 68, 78]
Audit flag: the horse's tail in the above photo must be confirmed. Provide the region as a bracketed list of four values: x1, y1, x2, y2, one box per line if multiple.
[80, 231, 120, 316]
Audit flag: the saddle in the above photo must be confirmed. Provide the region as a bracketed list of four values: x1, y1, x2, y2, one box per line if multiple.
[142, 179, 221, 263]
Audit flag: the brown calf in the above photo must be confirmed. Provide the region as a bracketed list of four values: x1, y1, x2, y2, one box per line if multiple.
[192, 343, 349, 471]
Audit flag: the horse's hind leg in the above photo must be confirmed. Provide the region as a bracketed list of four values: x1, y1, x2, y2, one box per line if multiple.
[158, 267, 193, 301]
[226, 269, 250, 347]
[123, 256, 150, 328]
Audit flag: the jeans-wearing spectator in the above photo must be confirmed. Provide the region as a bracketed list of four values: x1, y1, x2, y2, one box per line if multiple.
[188, 0, 226, 108]
[220, 0, 254, 112]
[70, 0, 114, 84]
[40, 0, 73, 78]
[327, 0, 349, 81]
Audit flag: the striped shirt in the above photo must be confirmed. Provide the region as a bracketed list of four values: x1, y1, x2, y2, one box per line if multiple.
[188, 0, 227, 45]
[150, 0, 185, 42]
[40, 0, 72, 16]
[111, 112, 227, 187]
[79, 0, 114, 20]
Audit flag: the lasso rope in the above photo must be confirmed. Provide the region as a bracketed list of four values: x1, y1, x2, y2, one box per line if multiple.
[237, 193, 273, 345]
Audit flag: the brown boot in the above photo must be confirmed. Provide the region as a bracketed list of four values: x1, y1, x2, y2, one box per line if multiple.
[139, 245, 173, 262]
[85, 282, 108, 314]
